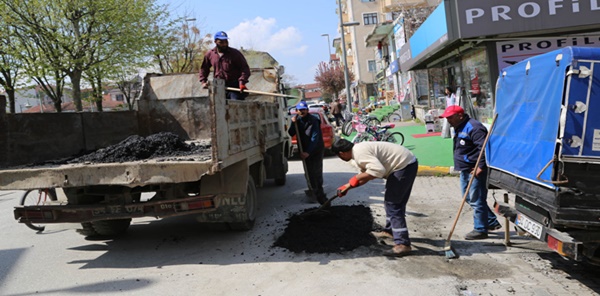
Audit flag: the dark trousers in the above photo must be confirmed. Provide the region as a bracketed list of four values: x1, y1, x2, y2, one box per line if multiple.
[383, 161, 418, 246]
[226, 91, 248, 100]
[226, 81, 248, 100]
[333, 113, 344, 127]
[305, 149, 325, 200]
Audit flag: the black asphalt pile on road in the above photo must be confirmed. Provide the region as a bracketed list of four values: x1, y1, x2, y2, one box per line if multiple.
[273, 205, 376, 253]
[67, 132, 209, 164]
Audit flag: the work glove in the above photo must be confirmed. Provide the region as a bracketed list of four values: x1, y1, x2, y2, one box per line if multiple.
[239, 83, 247, 92]
[338, 175, 361, 197]
[337, 184, 351, 197]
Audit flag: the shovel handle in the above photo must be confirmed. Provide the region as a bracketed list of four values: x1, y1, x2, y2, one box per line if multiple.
[226, 87, 299, 98]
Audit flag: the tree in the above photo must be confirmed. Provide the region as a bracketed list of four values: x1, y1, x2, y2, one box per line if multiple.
[0, 4, 22, 113]
[314, 62, 354, 100]
[114, 69, 142, 111]
[153, 18, 212, 74]
[1, 0, 168, 112]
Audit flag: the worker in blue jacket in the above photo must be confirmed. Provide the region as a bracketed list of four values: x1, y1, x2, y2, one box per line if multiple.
[440, 105, 501, 240]
[288, 101, 327, 204]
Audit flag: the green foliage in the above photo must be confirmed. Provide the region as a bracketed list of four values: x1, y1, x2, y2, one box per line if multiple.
[0, 0, 169, 112]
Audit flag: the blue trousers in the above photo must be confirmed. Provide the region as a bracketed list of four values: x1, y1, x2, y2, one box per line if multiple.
[383, 161, 418, 246]
[459, 169, 499, 233]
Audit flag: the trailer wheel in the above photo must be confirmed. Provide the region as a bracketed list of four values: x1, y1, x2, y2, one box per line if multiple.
[229, 176, 257, 230]
[274, 175, 286, 186]
[91, 219, 132, 237]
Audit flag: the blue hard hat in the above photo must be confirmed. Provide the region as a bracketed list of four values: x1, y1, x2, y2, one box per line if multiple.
[214, 31, 229, 40]
[296, 101, 308, 110]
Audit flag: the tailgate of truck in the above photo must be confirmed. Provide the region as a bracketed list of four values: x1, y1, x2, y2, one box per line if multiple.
[0, 156, 215, 190]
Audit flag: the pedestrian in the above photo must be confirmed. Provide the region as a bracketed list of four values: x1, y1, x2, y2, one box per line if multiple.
[441, 86, 457, 138]
[439, 105, 501, 240]
[199, 31, 251, 100]
[330, 99, 344, 127]
[332, 139, 418, 257]
[288, 101, 327, 205]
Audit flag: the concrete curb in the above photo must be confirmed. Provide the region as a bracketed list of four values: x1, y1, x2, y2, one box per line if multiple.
[417, 165, 458, 176]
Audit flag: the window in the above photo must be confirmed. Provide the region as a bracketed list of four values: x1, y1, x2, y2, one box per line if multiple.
[363, 13, 378, 25]
[367, 60, 376, 72]
[361, 0, 375, 2]
[116, 94, 124, 101]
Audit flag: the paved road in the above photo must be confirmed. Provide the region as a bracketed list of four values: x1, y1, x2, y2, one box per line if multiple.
[0, 156, 598, 295]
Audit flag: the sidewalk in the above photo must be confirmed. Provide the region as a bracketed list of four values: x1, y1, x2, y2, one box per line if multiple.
[338, 120, 455, 176]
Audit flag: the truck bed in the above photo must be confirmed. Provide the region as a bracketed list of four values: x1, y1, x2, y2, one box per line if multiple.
[0, 72, 288, 191]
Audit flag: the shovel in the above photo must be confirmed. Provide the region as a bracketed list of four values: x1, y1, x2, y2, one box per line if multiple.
[299, 186, 349, 218]
[294, 120, 314, 199]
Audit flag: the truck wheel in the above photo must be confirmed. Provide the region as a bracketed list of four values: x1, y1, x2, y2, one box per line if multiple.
[274, 176, 286, 186]
[229, 176, 257, 231]
[77, 222, 99, 237]
[91, 219, 132, 237]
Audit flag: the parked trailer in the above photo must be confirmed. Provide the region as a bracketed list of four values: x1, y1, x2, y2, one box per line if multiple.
[0, 70, 290, 237]
[488, 47, 600, 264]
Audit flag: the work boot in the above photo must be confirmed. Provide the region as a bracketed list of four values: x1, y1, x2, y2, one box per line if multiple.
[382, 244, 411, 257]
[371, 230, 393, 239]
[464, 230, 488, 240]
[488, 223, 502, 231]
[316, 194, 328, 205]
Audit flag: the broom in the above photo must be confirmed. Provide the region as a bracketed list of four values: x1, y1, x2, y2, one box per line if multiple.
[444, 113, 498, 259]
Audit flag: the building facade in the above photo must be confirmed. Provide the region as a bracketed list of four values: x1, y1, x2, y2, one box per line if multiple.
[398, 0, 600, 124]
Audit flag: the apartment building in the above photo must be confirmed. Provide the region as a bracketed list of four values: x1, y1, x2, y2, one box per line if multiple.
[336, 0, 437, 107]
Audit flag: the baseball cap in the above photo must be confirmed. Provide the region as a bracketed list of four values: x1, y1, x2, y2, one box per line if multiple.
[214, 31, 229, 40]
[439, 105, 465, 118]
[296, 101, 308, 110]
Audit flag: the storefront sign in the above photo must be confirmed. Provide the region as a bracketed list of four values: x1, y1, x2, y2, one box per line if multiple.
[390, 59, 399, 74]
[456, 0, 600, 39]
[394, 20, 406, 60]
[496, 35, 600, 70]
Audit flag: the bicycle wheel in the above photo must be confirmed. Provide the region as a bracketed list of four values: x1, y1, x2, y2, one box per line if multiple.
[387, 112, 401, 122]
[19, 189, 55, 232]
[385, 132, 405, 145]
[341, 121, 354, 136]
[367, 118, 381, 127]
[352, 133, 376, 143]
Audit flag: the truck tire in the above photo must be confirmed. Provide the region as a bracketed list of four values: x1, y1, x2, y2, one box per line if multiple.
[274, 177, 286, 186]
[77, 222, 99, 237]
[229, 176, 257, 231]
[91, 219, 132, 237]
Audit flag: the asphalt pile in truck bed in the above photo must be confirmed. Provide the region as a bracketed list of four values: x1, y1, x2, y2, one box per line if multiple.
[273, 205, 376, 253]
[67, 132, 210, 164]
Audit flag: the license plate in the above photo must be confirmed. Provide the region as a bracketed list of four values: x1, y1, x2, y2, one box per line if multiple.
[515, 213, 544, 239]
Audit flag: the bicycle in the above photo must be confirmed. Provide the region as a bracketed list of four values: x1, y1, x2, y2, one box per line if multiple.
[351, 123, 405, 145]
[341, 113, 381, 136]
[19, 188, 57, 232]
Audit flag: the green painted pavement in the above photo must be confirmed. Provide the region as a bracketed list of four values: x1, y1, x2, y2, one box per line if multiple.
[340, 124, 454, 168]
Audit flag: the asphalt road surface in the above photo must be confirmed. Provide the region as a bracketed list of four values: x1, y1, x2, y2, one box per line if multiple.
[0, 156, 598, 296]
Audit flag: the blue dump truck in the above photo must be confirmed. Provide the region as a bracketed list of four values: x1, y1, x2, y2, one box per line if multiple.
[489, 46, 600, 264]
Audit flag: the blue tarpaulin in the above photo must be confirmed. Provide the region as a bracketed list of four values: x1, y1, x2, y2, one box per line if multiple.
[488, 47, 600, 189]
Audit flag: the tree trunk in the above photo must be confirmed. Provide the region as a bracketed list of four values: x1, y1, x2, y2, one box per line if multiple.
[95, 76, 103, 112]
[54, 99, 62, 113]
[70, 71, 83, 112]
[6, 89, 16, 114]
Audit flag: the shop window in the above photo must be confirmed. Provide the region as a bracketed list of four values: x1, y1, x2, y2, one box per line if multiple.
[363, 13, 378, 25]
[461, 48, 493, 124]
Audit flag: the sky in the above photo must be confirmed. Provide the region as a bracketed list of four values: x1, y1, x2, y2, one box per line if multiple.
[157, 0, 340, 85]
